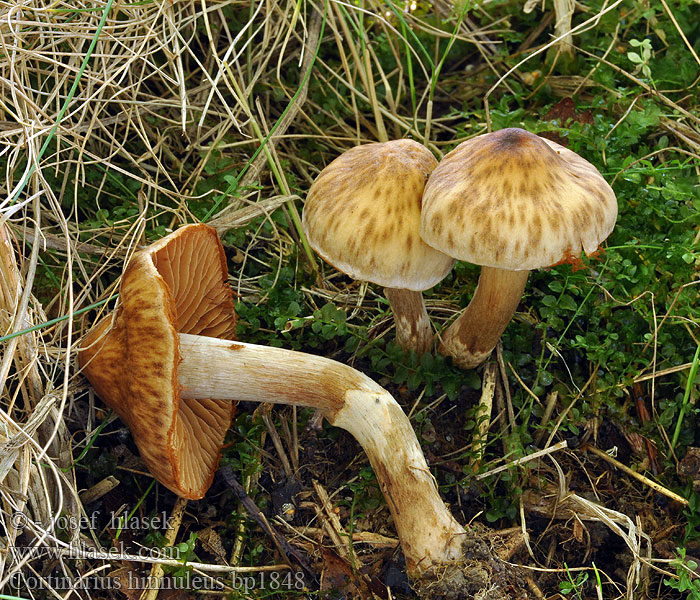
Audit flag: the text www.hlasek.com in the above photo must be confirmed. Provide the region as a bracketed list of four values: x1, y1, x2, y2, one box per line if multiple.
[8, 541, 183, 561]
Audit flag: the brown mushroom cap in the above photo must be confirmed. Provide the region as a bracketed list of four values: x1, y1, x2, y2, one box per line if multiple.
[420, 128, 618, 270]
[303, 139, 455, 290]
[78, 224, 237, 499]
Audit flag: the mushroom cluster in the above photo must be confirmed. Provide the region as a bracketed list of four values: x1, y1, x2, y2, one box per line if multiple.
[78, 128, 616, 598]
[304, 129, 617, 368]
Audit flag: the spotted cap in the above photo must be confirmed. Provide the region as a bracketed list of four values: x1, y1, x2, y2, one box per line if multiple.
[420, 128, 618, 270]
[78, 224, 237, 499]
[303, 140, 455, 290]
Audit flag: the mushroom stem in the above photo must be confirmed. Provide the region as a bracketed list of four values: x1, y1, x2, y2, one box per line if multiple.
[384, 287, 433, 355]
[177, 332, 465, 583]
[439, 267, 529, 369]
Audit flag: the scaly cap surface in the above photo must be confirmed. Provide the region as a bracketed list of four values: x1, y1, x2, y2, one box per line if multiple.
[303, 140, 454, 290]
[78, 224, 237, 499]
[420, 128, 618, 270]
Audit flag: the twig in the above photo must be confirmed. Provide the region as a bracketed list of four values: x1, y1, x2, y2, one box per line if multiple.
[141, 497, 188, 600]
[475, 440, 568, 480]
[470, 361, 497, 468]
[584, 445, 689, 507]
[533, 391, 558, 447]
[496, 343, 515, 432]
[543, 369, 596, 449]
[633, 362, 697, 383]
[78, 476, 119, 505]
[218, 466, 312, 573]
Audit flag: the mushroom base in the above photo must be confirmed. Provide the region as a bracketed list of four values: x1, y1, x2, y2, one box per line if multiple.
[413, 524, 526, 599]
[439, 267, 529, 369]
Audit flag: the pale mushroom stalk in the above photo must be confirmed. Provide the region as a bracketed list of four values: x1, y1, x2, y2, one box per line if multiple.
[177, 332, 465, 582]
[439, 268, 529, 369]
[384, 287, 433, 354]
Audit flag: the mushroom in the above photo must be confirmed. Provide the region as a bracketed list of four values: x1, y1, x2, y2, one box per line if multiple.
[302, 140, 454, 355]
[420, 128, 617, 369]
[78, 224, 238, 499]
[79, 224, 499, 594]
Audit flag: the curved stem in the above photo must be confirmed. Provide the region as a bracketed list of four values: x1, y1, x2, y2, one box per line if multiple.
[177, 333, 465, 580]
[384, 287, 433, 355]
[439, 267, 529, 369]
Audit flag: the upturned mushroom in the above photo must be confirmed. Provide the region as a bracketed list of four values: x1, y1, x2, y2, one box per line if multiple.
[420, 128, 617, 369]
[80, 224, 516, 596]
[78, 225, 238, 498]
[302, 140, 454, 355]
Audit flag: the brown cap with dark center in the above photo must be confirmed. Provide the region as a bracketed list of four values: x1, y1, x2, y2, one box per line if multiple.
[420, 128, 618, 270]
[78, 224, 237, 499]
[303, 139, 454, 290]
